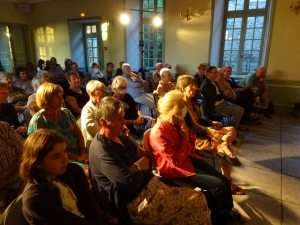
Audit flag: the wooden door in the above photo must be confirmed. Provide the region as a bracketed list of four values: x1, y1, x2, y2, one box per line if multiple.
[0, 24, 13, 72]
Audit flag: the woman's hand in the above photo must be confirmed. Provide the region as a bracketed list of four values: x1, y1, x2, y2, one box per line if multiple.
[212, 121, 222, 129]
[77, 152, 89, 164]
[15, 126, 27, 134]
[173, 116, 189, 141]
[135, 116, 144, 125]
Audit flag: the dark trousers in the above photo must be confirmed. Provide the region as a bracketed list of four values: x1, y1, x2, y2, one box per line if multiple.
[174, 156, 233, 225]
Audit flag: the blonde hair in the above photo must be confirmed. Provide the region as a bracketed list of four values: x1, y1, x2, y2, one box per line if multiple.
[36, 82, 63, 108]
[158, 90, 184, 121]
[111, 76, 128, 92]
[175, 75, 196, 92]
[86, 80, 105, 96]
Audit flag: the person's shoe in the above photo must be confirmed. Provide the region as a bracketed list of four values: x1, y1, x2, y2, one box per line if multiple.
[238, 125, 249, 132]
[253, 102, 266, 110]
[231, 140, 237, 145]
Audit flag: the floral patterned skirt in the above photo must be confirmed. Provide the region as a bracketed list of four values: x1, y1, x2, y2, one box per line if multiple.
[127, 176, 211, 225]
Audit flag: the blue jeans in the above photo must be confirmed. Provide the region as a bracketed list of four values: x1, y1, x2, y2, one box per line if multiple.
[174, 156, 233, 225]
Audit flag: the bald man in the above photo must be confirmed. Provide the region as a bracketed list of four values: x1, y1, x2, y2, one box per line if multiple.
[152, 62, 163, 90]
[239, 66, 271, 118]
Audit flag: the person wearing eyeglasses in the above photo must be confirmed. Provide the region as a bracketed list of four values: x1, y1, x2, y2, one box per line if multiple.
[81, 80, 107, 148]
[200, 66, 244, 132]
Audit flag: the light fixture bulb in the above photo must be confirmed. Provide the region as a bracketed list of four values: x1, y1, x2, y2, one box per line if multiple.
[120, 13, 129, 25]
[153, 16, 162, 27]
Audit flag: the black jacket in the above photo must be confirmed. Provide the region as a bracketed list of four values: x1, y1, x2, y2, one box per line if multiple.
[22, 163, 106, 225]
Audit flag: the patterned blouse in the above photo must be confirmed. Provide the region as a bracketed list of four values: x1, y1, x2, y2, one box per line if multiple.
[27, 108, 79, 154]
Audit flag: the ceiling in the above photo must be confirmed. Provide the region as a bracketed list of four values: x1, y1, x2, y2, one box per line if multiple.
[2, 0, 53, 4]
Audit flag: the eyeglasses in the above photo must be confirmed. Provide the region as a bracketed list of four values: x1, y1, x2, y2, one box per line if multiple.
[208, 71, 218, 74]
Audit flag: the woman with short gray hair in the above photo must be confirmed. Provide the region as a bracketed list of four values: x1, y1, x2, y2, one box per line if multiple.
[112, 76, 156, 138]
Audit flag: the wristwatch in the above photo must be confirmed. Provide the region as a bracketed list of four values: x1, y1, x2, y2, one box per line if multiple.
[134, 163, 141, 171]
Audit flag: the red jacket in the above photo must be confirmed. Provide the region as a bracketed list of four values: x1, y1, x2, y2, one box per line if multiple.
[149, 118, 202, 178]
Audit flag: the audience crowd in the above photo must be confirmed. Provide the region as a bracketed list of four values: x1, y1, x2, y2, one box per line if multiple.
[0, 57, 275, 224]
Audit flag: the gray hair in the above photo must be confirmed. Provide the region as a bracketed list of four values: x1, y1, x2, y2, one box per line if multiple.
[86, 80, 105, 96]
[121, 63, 130, 70]
[111, 76, 128, 92]
[94, 96, 128, 127]
[160, 68, 171, 78]
[32, 76, 45, 91]
[0, 71, 10, 80]
[217, 68, 224, 74]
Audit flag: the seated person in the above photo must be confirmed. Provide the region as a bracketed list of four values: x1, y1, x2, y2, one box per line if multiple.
[27, 83, 89, 167]
[50, 56, 63, 71]
[0, 122, 24, 209]
[200, 66, 244, 131]
[216, 68, 262, 124]
[176, 75, 244, 195]
[156, 68, 174, 98]
[194, 63, 207, 98]
[26, 62, 37, 79]
[239, 66, 271, 117]
[112, 76, 156, 138]
[91, 63, 109, 87]
[81, 80, 107, 148]
[151, 62, 163, 90]
[63, 72, 89, 118]
[121, 63, 156, 111]
[63, 58, 73, 73]
[70, 62, 89, 88]
[101, 62, 114, 84]
[0, 83, 27, 136]
[164, 63, 172, 69]
[150, 90, 245, 225]
[14, 66, 35, 95]
[20, 129, 108, 225]
[37, 59, 45, 72]
[0, 72, 28, 110]
[27, 72, 49, 116]
[89, 96, 211, 225]
[115, 60, 124, 77]
[48, 60, 69, 89]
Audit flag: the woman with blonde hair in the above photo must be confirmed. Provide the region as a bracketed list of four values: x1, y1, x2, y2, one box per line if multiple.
[150, 90, 245, 225]
[112, 76, 156, 138]
[27, 82, 88, 167]
[176, 75, 245, 195]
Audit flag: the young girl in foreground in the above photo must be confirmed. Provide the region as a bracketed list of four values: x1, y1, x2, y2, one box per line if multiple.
[20, 129, 108, 225]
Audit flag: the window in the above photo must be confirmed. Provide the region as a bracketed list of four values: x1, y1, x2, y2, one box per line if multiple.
[221, 0, 270, 74]
[85, 24, 101, 68]
[142, 0, 163, 69]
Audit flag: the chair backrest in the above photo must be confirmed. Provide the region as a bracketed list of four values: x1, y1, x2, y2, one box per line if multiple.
[24, 107, 32, 126]
[1, 194, 29, 225]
